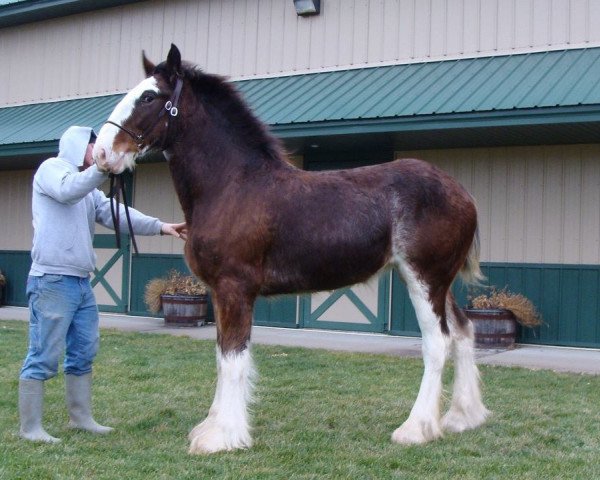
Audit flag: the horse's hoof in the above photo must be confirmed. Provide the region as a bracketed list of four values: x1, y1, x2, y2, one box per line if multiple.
[391, 418, 442, 445]
[442, 405, 490, 433]
[188, 419, 252, 455]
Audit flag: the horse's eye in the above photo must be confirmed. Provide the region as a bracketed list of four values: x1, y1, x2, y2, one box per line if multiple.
[141, 93, 156, 103]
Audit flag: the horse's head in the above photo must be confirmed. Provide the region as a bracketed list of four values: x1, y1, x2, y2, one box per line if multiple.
[93, 44, 184, 174]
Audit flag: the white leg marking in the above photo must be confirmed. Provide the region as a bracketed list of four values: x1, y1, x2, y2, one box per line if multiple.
[442, 309, 490, 433]
[391, 261, 449, 445]
[188, 346, 255, 454]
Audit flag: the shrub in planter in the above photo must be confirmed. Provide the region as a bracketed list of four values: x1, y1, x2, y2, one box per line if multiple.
[465, 288, 543, 349]
[145, 270, 209, 327]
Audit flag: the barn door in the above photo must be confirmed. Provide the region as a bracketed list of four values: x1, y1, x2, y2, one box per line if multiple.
[301, 273, 390, 333]
[92, 233, 131, 312]
[92, 172, 133, 313]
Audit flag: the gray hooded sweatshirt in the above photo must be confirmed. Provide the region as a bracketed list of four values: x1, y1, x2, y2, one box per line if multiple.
[30, 125, 163, 277]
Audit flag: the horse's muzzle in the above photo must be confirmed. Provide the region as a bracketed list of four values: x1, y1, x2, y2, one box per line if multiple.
[93, 144, 136, 174]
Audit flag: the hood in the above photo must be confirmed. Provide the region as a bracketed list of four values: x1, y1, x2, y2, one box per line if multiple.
[57, 126, 96, 167]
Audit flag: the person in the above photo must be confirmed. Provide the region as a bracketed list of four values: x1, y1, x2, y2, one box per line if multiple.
[19, 125, 187, 443]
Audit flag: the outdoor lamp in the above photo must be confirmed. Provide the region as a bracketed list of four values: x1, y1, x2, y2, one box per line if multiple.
[293, 0, 320, 16]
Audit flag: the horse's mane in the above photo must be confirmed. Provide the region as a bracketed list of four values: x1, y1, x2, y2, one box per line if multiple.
[179, 63, 286, 164]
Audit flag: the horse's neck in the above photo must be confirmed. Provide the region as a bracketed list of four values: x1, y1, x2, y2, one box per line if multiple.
[167, 125, 287, 220]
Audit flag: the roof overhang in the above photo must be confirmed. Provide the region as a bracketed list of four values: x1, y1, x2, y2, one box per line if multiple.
[276, 106, 600, 154]
[0, 0, 146, 28]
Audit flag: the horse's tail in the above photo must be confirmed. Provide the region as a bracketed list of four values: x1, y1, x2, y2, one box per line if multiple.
[460, 226, 486, 286]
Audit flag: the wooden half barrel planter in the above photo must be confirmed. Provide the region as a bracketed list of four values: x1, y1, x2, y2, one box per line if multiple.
[161, 294, 208, 327]
[464, 308, 518, 349]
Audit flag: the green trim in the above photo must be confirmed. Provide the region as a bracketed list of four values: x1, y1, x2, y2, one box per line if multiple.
[2, 248, 599, 348]
[345, 289, 378, 324]
[302, 319, 383, 333]
[303, 274, 389, 333]
[478, 262, 600, 349]
[0, 140, 57, 158]
[308, 290, 345, 322]
[271, 105, 600, 139]
[91, 171, 133, 312]
[128, 253, 192, 316]
[93, 234, 130, 249]
[128, 253, 295, 326]
[254, 296, 298, 328]
[92, 233, 130, 312]
[92, 250, 124, 306]
[0, 250, 31, 306]
[5, 105, 598, 157]
[0, 0, 145, 28]
[389, 262, 600, 349]
[389, 269, 419, 336]
[379, 270, 391, 332]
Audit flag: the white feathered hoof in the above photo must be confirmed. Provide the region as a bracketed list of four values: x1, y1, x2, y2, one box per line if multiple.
[442, 404, 490, 433]
[391, 417, 443, 445]
[188, 416, 252, 455]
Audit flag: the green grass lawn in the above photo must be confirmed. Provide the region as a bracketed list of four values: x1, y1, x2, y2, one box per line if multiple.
[1, 319, 599, 480]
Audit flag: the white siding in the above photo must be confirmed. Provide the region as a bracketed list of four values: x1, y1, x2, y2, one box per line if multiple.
[2, 0, 600, 106]
[395, 144, 600, 265]
[132, 162, 186, 255]
[2, 145, 599, 267]
[131, 145, 600, 265]
[0, 170, 34, 250]
[0, 166, 182, 254]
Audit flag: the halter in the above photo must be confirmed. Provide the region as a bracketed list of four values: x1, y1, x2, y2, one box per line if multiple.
[103, 75, 184, 255]
[105, 74, 184, 151]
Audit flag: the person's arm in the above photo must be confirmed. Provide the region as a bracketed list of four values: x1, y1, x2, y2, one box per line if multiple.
[35, 159, 107, 205]
[93, 189, 186, 239]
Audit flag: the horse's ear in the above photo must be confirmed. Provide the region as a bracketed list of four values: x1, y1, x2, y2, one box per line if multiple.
[166, 43, 182, 77]
[142, 51, 155, 77]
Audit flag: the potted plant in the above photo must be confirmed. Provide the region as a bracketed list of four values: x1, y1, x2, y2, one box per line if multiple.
[464, 288, 543, 349]
[0, 269, 5, 306]
[145, 270, 209, 327]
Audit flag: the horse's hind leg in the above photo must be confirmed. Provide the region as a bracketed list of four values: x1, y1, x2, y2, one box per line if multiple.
[442, 294, 490, 432]
[391, 263, 451, 444]
[188, 282, 256, 454]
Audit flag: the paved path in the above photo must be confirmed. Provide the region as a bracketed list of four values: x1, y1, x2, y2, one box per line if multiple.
[1, 306, 599, 375]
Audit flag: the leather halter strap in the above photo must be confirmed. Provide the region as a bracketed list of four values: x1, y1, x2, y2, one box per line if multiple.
[105, 74, 184, 151]
[108, 173, 139, 255]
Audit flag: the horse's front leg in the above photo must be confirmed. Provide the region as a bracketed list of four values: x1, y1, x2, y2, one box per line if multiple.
[188, 284, 256, 454]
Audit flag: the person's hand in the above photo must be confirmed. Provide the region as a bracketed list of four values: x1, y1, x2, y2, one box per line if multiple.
[161, 222, 187, 240]
[93, 146, 111, 173]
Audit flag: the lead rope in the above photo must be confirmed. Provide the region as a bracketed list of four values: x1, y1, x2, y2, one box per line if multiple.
[109, 173, 139, 255]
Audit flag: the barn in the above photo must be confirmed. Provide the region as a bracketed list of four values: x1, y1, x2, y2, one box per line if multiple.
[1, 0, 599, 348]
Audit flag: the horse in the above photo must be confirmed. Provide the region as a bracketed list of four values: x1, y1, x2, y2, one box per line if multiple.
[93, 44, 490, 454]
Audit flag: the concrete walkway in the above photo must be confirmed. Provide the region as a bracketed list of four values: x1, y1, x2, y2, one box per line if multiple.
[2, 305, 599, 375]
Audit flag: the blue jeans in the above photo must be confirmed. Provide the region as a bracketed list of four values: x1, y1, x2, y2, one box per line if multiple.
[20, 274, 100, 380]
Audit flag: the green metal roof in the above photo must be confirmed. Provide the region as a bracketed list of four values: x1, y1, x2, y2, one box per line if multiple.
[0, 94, 121, 157]
[0, 0, 145, 28]
[1, 47, 600, 161]
[237, 47, 600, 135]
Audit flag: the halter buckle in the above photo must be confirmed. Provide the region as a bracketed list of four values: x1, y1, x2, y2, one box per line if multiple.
[170, 106, 178, 117]
[165, 101, 173, 111]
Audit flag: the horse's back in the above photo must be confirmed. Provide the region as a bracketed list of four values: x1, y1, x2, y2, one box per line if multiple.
[259, 158, 475, 295]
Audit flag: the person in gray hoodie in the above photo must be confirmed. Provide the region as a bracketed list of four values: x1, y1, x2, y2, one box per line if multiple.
[19, 125, 187, 443]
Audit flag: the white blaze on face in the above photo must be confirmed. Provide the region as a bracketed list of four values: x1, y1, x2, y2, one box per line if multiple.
[93, 77, 159, 173]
